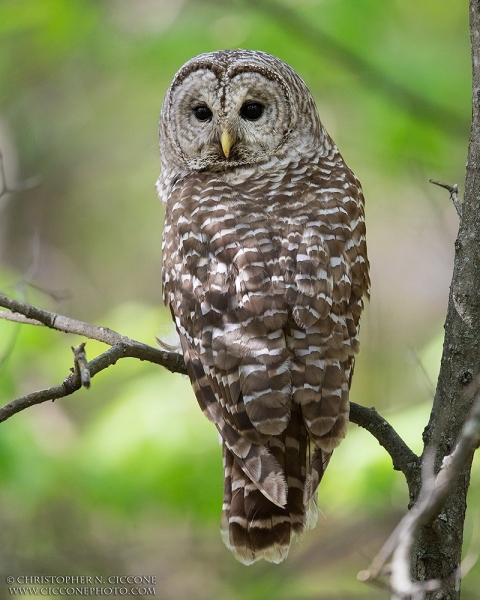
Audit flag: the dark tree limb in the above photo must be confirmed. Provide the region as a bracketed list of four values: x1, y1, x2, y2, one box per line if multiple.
[0, 344, 130, 423]
[349, 403, 419, 486]
[0, 339, 188, 424]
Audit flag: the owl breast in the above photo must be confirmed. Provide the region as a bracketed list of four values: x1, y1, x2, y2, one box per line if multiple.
[162, 148, 367, 441]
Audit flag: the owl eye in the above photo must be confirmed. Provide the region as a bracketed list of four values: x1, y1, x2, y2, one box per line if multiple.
[240, 102, 264, 121]
[193, 105, 213, 121]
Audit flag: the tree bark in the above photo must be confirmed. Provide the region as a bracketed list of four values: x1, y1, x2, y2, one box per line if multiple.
[409, 2, 480, 597]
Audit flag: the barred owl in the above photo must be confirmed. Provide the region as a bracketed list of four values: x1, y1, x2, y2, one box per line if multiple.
[157, 50, 369, 564]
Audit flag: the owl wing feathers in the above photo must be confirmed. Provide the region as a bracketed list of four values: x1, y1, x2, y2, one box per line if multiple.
[221, 403, 317, 565]
[165, 174, 293, 441]
[162, 161, 369, 563]
[180, 337, 287, 507]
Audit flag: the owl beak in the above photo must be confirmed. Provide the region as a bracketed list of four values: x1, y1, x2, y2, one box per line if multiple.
[220, 129, 233, 158]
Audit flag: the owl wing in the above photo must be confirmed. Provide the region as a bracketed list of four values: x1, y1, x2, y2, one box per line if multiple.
[162, 173, 294, 507]
[283, 162, 370, 501]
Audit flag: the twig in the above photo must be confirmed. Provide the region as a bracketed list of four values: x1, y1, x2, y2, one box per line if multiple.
[0, 295, 184, 374]
[0, 293, 131, 345]
[0, 339, 189, 423]
[358, 383, 480, 598]
[429, 179, 462, 218]
[349, 403, 419, 487]
[0, 310, 45, 326]
[0, 294, 188, 419]
[1, 343, 151, 422]
[72, 342, 91, 389]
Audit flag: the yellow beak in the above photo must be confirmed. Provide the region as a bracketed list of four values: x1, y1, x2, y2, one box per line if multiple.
[220, 129, 233, 158]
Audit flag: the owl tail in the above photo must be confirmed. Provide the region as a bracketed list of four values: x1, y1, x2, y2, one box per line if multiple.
[221, 405, 328, 565]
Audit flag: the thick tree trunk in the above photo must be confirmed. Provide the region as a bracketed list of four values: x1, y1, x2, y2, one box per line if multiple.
[409, 2, 480, 598]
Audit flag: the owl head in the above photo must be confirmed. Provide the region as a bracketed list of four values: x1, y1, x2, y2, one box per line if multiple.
[159, 50, 329, 174]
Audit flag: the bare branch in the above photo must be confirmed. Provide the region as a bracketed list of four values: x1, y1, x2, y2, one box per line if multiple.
[0, 344, 139, 422]
[0, 310, 44, 326]
[0, 294, 187, 373]
[0, 294, 188, 422]
[429, 179, 462, 218]
[0, 339, 188, 423]
[358, 383, 480, 598]
[0, 301, 182, 421]
[0, 293, 131, 345]
[349, 403, 419, 485]
[72, 342, 91, 389]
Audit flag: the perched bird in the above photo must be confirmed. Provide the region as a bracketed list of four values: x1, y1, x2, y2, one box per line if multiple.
[157, 50, 369, 564]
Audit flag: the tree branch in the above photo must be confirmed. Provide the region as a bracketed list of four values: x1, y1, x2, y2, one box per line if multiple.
[0, 293, 199, 422]
[0, 294, 416, 489]
[358, 381, 480, 598]
[0, 293, 186, 376]
[0, 342, 184, 423]
[0, 338, 191, 423]
[0, 293, 132, 345]
[429, 179, 462, 218]
[349, 403, 419, 486]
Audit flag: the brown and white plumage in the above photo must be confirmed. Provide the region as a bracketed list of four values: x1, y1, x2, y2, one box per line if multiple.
[157, 50, 369, 564]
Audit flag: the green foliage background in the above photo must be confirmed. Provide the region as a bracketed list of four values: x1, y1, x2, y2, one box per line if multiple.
[0, 1, 478, 598]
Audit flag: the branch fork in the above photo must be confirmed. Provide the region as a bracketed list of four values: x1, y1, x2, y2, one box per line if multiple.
[359, 382, 480, 598]
[430, 179, 462, 218]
